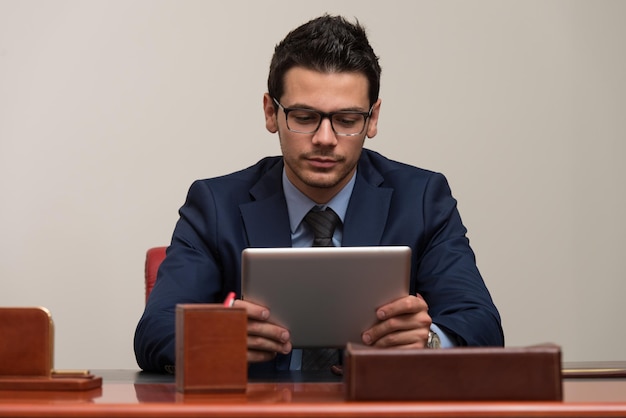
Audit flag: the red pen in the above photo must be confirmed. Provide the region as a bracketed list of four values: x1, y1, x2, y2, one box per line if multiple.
[223, 291, 236, 307]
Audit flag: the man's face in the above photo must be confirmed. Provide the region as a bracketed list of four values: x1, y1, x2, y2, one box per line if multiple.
[263, 67, 381, 204]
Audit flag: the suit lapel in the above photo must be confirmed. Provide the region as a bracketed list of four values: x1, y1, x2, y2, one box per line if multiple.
[240, 161, 292, 247]
[342, 165, 393, 246]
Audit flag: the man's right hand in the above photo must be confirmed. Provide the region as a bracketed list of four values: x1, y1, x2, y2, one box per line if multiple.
[233, 299, 292, 363]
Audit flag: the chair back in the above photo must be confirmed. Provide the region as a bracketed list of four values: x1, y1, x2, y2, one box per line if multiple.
[144, 247, 167, 303]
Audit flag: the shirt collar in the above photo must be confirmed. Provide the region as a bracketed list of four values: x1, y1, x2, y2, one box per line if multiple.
[282, 168, 356, 233]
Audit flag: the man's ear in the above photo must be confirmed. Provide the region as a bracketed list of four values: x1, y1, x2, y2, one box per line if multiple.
[263, 93, 278, 133]
[366, 98, 382, 139]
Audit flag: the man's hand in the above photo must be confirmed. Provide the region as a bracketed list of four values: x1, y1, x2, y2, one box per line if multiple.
[361, 294, 432, 348]
[233, 299, 292, 363]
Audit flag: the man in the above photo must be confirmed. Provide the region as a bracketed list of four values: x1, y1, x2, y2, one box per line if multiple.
[134, 15, 504, 374]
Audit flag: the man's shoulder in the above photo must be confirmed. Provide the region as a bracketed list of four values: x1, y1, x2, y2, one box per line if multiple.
[183, 156, 283, 203]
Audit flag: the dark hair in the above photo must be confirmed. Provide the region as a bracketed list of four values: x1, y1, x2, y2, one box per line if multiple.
[268, 15, 381, 107]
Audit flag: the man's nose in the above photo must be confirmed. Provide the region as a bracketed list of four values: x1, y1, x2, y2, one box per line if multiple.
[312, 117, 337, 146]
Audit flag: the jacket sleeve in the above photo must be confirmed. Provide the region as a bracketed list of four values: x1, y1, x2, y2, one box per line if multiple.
[415, 172, 504, 346]
[133, 180, 228, 372]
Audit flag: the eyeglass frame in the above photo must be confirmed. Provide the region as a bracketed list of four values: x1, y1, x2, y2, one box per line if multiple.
[272, 97, 374, 137]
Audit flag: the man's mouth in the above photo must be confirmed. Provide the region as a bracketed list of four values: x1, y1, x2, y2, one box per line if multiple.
[307, 157, 338, 169]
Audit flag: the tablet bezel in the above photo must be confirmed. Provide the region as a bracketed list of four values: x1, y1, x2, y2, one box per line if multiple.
[241, 246, 411, 348]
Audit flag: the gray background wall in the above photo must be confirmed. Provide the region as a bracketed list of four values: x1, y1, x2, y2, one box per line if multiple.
[1, 0, 624, 369]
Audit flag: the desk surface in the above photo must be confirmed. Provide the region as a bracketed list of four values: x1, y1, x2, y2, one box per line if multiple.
[2, 367, 626, 417]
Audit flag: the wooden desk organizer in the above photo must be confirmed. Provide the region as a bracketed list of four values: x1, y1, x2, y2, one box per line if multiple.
[0, 307, 101, 391]
[175, 304, 247, 393]
[0, 307, 53, 378]
[344, 342, 563, 401]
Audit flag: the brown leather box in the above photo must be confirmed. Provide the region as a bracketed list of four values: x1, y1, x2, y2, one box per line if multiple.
[0, 307, 53, 377]
[344, 343, 562, 401]
[0, 307, 102, 391]
[175, 304, 247, 393]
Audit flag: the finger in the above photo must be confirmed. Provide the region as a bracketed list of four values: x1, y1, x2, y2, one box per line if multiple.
[376, 294, 428, 321]
[370, 326, 430, 348]
[247, 319, 291, 344]
[246, 317, 292, 356]
[248, 333, 293, 356]
[234, 299, 270, 321]
[363, 310, 431, 346]
[363, 312, 425, 344]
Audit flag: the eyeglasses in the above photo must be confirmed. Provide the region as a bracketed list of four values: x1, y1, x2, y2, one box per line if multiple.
[273, 98, 373, 136]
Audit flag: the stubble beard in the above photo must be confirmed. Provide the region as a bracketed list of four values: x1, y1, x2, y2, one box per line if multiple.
[278, 130, 357, 194]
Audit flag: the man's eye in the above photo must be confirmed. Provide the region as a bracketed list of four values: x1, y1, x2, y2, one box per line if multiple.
[334, 115, 359, 127]
[291, 113, 319, 124]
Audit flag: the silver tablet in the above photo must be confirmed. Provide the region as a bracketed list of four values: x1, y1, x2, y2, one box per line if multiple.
[241, 246, 411, 348]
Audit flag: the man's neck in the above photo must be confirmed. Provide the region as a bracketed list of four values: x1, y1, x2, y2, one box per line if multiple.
[284, 168, 356, 204]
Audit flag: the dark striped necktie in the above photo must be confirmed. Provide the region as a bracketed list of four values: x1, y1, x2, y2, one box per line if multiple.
[304, 207, 340, 247]
[301, 207, 341, 372]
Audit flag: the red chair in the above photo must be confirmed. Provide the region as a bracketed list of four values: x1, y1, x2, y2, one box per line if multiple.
[144, 246, 167, 303]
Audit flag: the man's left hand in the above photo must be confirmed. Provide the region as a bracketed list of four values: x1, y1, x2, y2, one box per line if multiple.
[361, 294, 432, 348]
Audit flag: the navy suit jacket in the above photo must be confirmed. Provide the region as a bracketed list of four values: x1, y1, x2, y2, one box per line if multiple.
[134, 149, 504, 372]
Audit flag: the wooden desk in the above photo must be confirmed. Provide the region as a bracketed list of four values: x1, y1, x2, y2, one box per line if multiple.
[2, 369, 626, 417]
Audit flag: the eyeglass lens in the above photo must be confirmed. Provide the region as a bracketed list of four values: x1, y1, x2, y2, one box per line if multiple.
[287, 109, 366, 135]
